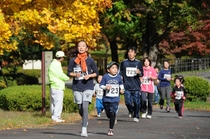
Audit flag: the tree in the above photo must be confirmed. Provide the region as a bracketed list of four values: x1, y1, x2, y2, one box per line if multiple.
[100, 0, 144, 62]
[0, 0, 112, 62]
[100, 0, 208, 66]
[159, 1, 210, 58]
[0, 10, 18, 55]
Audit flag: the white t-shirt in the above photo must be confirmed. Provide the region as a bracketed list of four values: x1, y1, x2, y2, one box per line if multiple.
[94, 83, 104, 99]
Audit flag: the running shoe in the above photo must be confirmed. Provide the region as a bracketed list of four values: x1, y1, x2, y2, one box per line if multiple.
[133, 117, 139, 122]
[141, 113, 147, 119]
[147, 115, 152, 119]
[81, 127, 88, 137]
[97, 113, 101, 117]
[128, 112, 133, 118]
[166, 107, 171, 113]
[52, 119, 65, 123]
[107, 129, 114, 136]
[178, 116, 183, 119]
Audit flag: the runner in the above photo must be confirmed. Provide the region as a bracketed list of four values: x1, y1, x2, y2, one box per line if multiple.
[119, 46, 143, 122]
[158, 60, 173, 112]
[140, 57, 157, 119]
[100, 61, 124, 136]
[67, 40, 98, 137]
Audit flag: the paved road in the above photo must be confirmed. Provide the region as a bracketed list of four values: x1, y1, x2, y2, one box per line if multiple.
[1, 104, 210, 139]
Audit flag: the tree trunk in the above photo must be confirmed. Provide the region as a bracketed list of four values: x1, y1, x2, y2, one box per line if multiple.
[109, 38, 119, 62]
[149, 44, 158, 67]
[143, 14, 158, 67]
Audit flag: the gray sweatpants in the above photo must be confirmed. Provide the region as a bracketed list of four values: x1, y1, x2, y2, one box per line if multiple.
[159, 86, 172, 108]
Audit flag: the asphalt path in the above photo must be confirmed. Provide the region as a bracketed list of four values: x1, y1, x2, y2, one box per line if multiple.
[1, 104, 210, 139]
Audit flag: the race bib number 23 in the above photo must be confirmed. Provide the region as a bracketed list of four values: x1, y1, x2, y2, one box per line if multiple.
[106, 84, 119, 97]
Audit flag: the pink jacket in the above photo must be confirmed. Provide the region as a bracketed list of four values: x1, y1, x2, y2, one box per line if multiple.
[141, 66, 157, 93]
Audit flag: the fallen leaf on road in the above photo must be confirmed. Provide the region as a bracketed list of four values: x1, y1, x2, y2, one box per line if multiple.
[196, 127, 200, 130]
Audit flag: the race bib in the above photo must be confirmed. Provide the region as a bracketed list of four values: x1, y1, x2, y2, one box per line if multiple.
[163, 74, 171, 79]
[106, 84, 119, 97]
[126, 67, 137, 77]
[142, 77, 151, 85]
[96, 90, 103, 96]
[175, 91, 184, 100]
[74, 66, 87, 80]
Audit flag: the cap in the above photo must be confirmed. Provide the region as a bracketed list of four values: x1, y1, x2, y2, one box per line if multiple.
[106, 61, 119, 69]
[55, 51, 66, 58]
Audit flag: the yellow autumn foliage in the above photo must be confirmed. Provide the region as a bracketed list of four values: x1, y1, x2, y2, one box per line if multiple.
[0, 10, 18, 55]
[0, 0, 112, 54]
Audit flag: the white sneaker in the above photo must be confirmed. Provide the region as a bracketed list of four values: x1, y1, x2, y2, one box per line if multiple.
[53, 119, 65, 123]
[133, 117, 139, 122]
[97, 113, 101, 117]
[102, 109, 105, 113]
[141, 113, 146, 119]
[128, 112, 132, 118]
[81, 127, 88, 137]
[147, 115, 152, 119]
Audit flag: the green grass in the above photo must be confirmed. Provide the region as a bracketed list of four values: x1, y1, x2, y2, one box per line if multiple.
[184, 101, 210, 111]
[0, 109, 82, 130]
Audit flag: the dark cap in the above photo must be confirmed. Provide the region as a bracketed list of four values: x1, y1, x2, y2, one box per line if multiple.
[106, 61, 119, 69]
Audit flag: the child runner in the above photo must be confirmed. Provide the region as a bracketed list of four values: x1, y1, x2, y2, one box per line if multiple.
[158, 60, 173, 112]
[153, 66, 160, 104]
[171, 77, 187, 118]
[100, 61, 124, 136]
[140, 57, 157, 119]
[67, 40, 98, 137]
[94, 75, 104, 117]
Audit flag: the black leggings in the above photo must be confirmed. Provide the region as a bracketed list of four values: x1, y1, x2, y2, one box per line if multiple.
[103, 102, 118, 129]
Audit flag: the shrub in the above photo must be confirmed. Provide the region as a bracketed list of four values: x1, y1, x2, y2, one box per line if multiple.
[171, 76, 210, 101]
[0, 85, 94, 112]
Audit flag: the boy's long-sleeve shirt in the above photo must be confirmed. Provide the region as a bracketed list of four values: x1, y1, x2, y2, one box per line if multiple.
[100, 73, 124, 103]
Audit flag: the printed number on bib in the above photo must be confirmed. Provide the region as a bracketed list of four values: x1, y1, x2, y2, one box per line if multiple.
[96, 90, 103, 96]
[142, 77, 150, 84]
[175, 91, 184, 100]
[106, 84, 119, 97]
[163, 74, 171, 79]
[74, 66, 87, 80]
[126, 67, 137, 77]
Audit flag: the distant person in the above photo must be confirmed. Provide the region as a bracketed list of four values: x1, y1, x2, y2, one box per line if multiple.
[140, 57, 157, 119]
[67, 40, 98, 137]
[171, 77, 187, 118]
[94, 75, 104, 117]
[158, 60, 173, 112]
[119, 46, 143, 122]
[153, 66, 160, 104]
[48, 51, 69, 123]
[100, 61, 124, 136]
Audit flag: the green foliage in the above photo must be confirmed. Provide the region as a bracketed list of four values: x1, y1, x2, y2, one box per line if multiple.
[0, 85, 94, 112]
[171, 76, 210, 101]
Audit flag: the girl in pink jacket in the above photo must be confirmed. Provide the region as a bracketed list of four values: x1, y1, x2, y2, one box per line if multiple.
[140, 57, 157, 119]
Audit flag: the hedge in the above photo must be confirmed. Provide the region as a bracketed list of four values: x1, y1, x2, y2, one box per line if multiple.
[0, 85, 95, 112]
